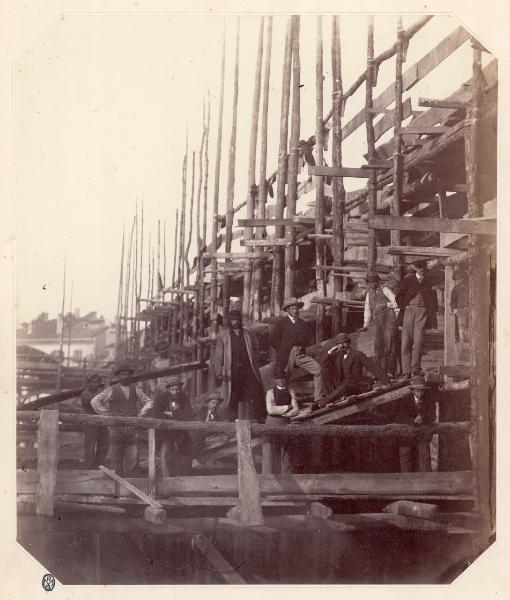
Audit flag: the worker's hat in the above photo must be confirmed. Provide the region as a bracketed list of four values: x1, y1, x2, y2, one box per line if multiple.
[165, 376, 183, 388]
[114, 363, 135, 376]
[86, 373, 102, 383]
[453, 269, 468, 281]
[366, 272, 380, 283]
[227, 309, 243, 320]
[155, 340, 170, 352]
[336, 332, 350, 344]
[204, 390, 224, 404]
[410, 375, 428, 390]
[282, 297, 304, 311]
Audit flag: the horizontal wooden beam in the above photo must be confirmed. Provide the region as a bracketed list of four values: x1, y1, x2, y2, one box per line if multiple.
[237, 218, 312, 228]
[386, 245, 466, 258]
[202, 252, 271, 260]
[361, 160, 393, 169]
[18, 470, 474, 498]
[17, 410, 471, 440]
[369, 215, 496, 236]
[162, 287, 198, 295]
[396, 126, 450, 135]
[309, 166, 372, 178]
[418, 97, 467, 110]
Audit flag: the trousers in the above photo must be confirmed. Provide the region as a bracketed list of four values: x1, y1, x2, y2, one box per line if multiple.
[83, 424, 109, 469]
[229, 368, 265, 422]
[108, 426, 139, 477]
[373, 309, 398, 375]
[286, 346, 323, 402]
[399, 439, 432, 472]
[401, 305, 428, 375]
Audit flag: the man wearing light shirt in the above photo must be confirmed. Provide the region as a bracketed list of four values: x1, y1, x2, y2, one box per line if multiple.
[359, 272, 399, 376]
[91, 363, 151, 476]
[270, 297, 323, 404]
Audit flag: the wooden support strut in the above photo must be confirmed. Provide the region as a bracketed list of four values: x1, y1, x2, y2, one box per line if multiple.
[368, 215, 496, 236]
[235, 420, 264, 526]
[36, 410, 59, 516]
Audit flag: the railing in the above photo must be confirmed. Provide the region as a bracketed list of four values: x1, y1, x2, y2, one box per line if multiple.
[17, 409, 473, 527]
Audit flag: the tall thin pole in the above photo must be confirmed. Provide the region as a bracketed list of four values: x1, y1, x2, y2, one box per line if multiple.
[157, 219, 161, 287]
[138, 201, 144, 343]
[271, 17, 293, 315]
[56, 259, 66, 392]
[163, 220, 167, 285]
[331, 16, 345, 334]
[314, 16, 326, 342]
[253, 16, 273, 321]
[223, 17, 241, 315]
[186, 151, 196, 286]
[202, 92, 211, 253]
[366, 16, 377, 272]
[172, 210, 178, 286]
[391, 17, 404, 273]
[132, 208, 138, 345]
[116, 225, 125, 350]
[197, 101, 206, 258]
[210, 24, 226, 323]
[242, 16, 264, 320]
[66, 280, 74, 367]
[284, 15, 301, 299]
[124, 217, 135, 349]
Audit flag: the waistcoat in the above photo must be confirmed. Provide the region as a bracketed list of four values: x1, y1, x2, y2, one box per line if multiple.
[109, 384, 139, 416]
[368, 288, 389, 315]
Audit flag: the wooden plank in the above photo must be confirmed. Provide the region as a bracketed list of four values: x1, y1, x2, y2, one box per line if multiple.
[341, 26, 470, 140]
[148, 429, 156, 497]
[396, 126, 449, 135]
[418, 98, 467, 109]
[373, 97, 413, 142]
[309, 166, 371, 178]
[192, 534, 247, 584]
[235, 420, 264, 526]
[36, 410, 59, 516]
[369, 215, 496, 236]
[99, 465, 162, 509]
[19, 470, 474, 497]
[241, 238, 290, 247]
[386, 245, 465, 257]
[203, 252, 271, 259]
[237, 217, 314, 227]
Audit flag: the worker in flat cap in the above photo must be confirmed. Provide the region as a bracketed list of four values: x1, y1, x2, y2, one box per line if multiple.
[140, 375, 193, 476]
[396, 261, 438, 378]
[270, 297, 323, 404]
[80, 373, 109, 469]
[359, 272, 399, 377]
[322, 333, 391, 405]
[149, 340, 176, 396]
[450, 268, 469, 349]
[192, 391, 228, 461]
[91, 363, 151, 476]
[395, 375, 435, 472]
[213, 309, 265, 422]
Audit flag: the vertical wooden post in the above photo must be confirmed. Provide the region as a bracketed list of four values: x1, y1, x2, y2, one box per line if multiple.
[315, 16, 326, 342]
[366, 16, 377, 272]
[223, 17, 241, 316]
[284, 15, 301, 299]
[252, 16, 273, 321]
[179, 140, 188, 344]
[36, 410, 59, 516]
[271, 17, 293, 316]
[185, 151, 195, 286]
[465, 45, 492, 548]
[148, 428, 156, 498]
[261, 439, 273, 474]
[444, 265, 457, 365]
[202, 92, 211, 257]
[236, 420, 264, 526]
[211, 25, 226, 322]
[391, 17, 404, 273]
[138, 202, 144, 344]
[242, 16, 264, 320]
[331, 16, 345, 334]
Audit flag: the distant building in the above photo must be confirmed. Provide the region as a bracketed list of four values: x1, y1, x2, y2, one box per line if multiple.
[17, 310, 115, 363]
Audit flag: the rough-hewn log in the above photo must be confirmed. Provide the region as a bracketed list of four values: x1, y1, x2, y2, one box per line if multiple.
[192, 534, 247, 584]
[235, 420, 263, 526]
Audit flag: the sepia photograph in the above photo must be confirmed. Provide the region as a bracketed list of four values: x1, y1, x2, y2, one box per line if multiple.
[10, 7, 498, 587]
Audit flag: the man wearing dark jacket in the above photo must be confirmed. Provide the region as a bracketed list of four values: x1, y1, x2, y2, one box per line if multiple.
[321, 333, 391, 405]
[80, 373, 109, 469]
[396, 263, 438, 377]
[270, 297, 323, 403]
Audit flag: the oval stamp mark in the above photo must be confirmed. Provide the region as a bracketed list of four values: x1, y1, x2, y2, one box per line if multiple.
[42, 574, 55, 592]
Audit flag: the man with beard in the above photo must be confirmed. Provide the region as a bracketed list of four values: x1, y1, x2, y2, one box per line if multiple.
[214, 309, 265, 422]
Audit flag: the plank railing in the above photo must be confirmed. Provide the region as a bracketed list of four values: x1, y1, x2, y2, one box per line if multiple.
[18, 409, 472, 522]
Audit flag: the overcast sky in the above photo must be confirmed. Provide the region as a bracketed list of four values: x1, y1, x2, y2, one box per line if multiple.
[15, 13, 488, 324]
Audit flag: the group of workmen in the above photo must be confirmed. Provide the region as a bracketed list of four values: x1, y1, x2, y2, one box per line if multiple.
[80, 261, 465, 476]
